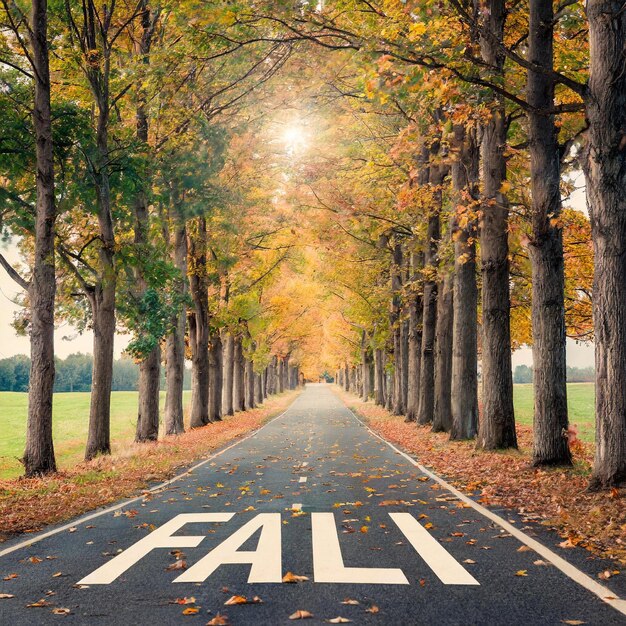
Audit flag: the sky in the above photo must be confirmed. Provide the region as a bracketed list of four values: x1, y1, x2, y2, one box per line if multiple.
[0, 175, 594, 368]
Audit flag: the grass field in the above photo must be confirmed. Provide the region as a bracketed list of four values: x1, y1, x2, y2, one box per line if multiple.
[0, 383, 596, 480]
[0, 391, 191, 479]
[513, 382, 595, 442]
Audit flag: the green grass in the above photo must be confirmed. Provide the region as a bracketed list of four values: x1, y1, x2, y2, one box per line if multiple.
[0, 391, 191, 479]
[513, 382, 595, 442]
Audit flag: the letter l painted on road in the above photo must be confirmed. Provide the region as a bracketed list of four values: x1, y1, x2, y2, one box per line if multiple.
[312, 512, 409, 584]
[390, 513, 479, 585]
[77, 513, 234, 585]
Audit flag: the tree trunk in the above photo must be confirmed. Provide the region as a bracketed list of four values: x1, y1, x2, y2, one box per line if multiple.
[188, 217, 209, 427]
[209, 332, 223, 422]
[406, 250, 423, 423]
[361, 332, 370, 402]
[432, 270, 454, 433]
[417, 209, 440, 425]
[85, 288, 115, 459]
[222, 333, 235, 416]
[584, 0, 626, 488]
[477, 0, 517, 449]
[245, 359, 255, 410]
[164, 220, 186, 436]
[233, 335, 245, 411]
[255, 372, 263, 405]
[391, 243, 405, 415]
[23, 0, 57, 476]
[133, 4, 161, 443]
[136, 346, 160, 441]
[527, 0, 571, 466]
[450, 127, 479, 440]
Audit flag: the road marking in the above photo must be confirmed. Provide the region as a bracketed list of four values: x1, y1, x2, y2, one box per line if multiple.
[311, 512, 409, 585]
[390, 513, 479, 585]
[0, 404, 296, 560]
[78, 513, 234, 585]
[299, 477, 307, 483]
[174, 513, 282, 584]
[346, 404, 626, 616]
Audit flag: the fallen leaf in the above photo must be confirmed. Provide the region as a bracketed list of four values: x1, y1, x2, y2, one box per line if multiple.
[52, 572, 63, 578]
[3, 574, 18, 580]
[515, 570, 528, 577]
[165, 560, 187, 571]
[341, 598, 359, 605]
[52, 608, 71, 615]
[282, 571, 309, 583]
[182, 607, 199, 615]
[561, 621, 585, 625]
[173, 597, 196, 605]
[327, 618, 352, 624]
[207, 614, 230, 625]
[0, 594, 15, 599]
[289, 610, 314, 620]
[27, 598, 51, 607]
[517, 546, 532, 553]
[533, 560, 548, 566]
[463, 559, 476, 564]
[28, 556, 43, 564]
[366, 605, 379, 614]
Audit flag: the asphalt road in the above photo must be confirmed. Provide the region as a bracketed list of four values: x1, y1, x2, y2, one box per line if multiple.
[1, 384, 625, 625]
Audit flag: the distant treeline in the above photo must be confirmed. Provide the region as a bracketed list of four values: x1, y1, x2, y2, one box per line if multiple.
[0, 353, 192, 393]
[513, 365, 595, 385]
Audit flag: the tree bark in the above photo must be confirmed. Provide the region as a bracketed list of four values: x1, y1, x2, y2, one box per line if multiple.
[450, 127, 479, 440]
[255, 372, 263, 405]
[133, 4, 161, 443]
[233, 335, 245, 411]
[432, 269, 454, 433]
[391, 242, 405, 415]
[188, 217, 210, 427]
[477, 0, 517, 449]
[584, 0, 626, 487]
[209, 332, 223, 422]
[245, 359, 255, 410]
[222, 333, 235, 416]
[164, 218, 186, 436]
[85, 113, 116, 460]
[525, 0, 571, 466]
[23, 0, 57, 476]
[361, 331, 370, 402]
[405, 252, 423, 422]
[417, 205, 441, 425]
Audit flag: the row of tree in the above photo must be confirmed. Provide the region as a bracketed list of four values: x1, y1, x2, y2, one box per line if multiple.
[0, 1, 311, 477]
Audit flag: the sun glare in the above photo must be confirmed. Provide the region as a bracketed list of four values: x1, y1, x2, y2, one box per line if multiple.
[282, 123, 308, 154]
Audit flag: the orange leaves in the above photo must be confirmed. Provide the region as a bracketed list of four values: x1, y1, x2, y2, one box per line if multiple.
[282, 572, 309, 583]
[207, 614, 230, 625]
[224, 595, 263, 606]
[182, 607, 199, 615]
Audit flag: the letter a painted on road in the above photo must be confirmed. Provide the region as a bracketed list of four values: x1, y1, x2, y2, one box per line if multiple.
[78, 513, 234, 585]
[312, 512, 409, 584]
[175, 513, 282, 583]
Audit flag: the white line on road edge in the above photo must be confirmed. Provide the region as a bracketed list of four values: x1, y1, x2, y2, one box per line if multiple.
[0, 401, 299, 560]
[346, 406, 626, 617]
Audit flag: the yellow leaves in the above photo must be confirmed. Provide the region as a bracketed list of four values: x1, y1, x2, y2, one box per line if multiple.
[499, 180, 512, 195]
[290, 610, 314, 620]
[515, 570, 528, 577]
[282, 572, 309, 583]
[360, 525, 369, 533]
[424, 522, 434, 530]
